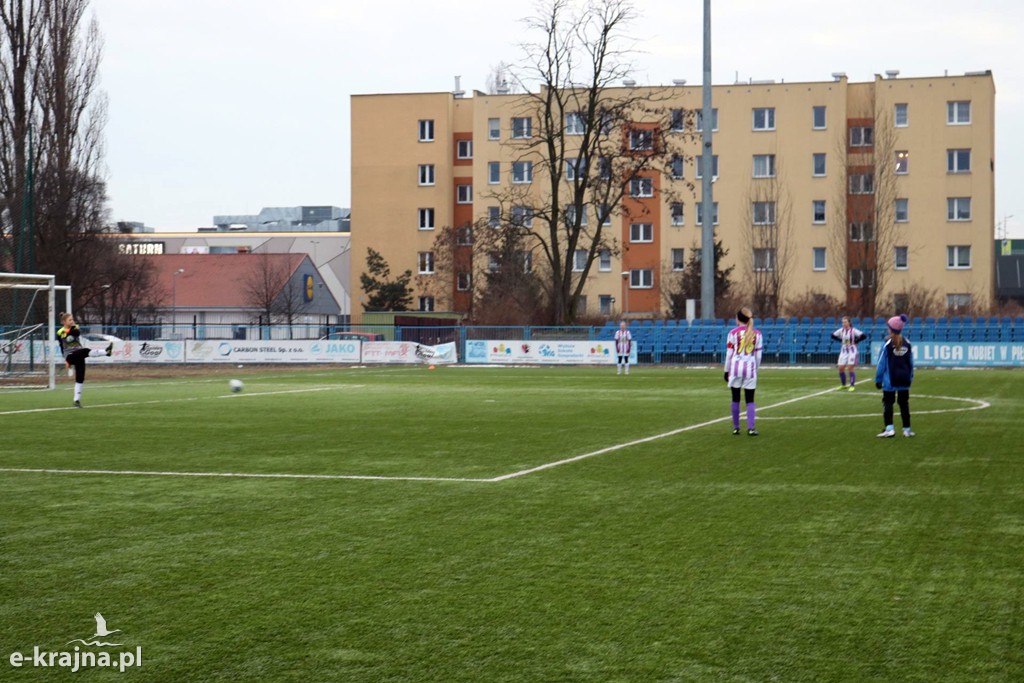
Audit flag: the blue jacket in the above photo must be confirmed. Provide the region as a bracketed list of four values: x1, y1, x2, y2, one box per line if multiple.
[875, 338, 914, 391]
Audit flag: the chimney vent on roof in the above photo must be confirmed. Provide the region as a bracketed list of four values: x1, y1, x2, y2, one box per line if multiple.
[885, 69, 900, 79]
[831, 72, 847, 81]
[672, 78, 687, 86]
[622, 78, 636, 87]
[453, 75, 465, 98]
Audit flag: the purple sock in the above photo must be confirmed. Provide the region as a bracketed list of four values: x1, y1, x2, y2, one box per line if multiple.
[746, 403, 756, 430]
[839, 371, 846, 386]
[849, 371, 856, 386]
[731, 402, 740, 429]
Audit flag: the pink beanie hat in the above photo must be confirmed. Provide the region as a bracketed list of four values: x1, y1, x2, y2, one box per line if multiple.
[887, 314, 908, 332]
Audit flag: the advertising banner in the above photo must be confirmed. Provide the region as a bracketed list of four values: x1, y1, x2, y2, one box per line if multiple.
[361, 341, 457, 364]
[870, 341, 1024, 367]
[185, 339, 361, 364]
[464, 340, 618, 365]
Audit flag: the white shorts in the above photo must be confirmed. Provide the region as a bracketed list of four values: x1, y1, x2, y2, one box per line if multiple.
[837, 348, 859, 366]
[728, 376, 757, 390]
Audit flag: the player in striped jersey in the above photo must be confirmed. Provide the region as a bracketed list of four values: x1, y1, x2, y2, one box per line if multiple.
[614, 321, 632, 375]
[724, 307, 763, 436]
[831, 316, 867, 391]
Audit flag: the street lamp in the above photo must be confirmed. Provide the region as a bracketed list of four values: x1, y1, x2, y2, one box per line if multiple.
[621, 271, 630, 317]
[172, 268, 185, 338]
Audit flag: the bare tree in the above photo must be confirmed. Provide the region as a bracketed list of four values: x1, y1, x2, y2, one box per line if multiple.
[830, 95, 902, 318]
[242, 251, 290, 329]
[743, 165, 793, 318]
[489, 0, 691, 324]
[661, 238, 734, 319]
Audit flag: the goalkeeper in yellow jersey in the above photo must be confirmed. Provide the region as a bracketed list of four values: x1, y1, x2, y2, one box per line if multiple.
[57, 312, 111, 407]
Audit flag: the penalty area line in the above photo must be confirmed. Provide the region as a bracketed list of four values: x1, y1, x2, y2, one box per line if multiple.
[488, 387, 837, 482]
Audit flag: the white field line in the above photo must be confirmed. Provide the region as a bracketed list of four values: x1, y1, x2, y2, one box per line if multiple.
[0, 386, 362, 416]
[757, 394, 991, 420]
[487, 387, 838, 482]
[0, 467, 489, 484]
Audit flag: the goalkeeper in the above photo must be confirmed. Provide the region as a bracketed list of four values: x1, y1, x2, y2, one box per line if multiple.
[57, 312, 112, 408]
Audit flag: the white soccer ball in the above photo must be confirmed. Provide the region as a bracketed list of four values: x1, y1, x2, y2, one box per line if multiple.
[229, 379, 244, 393]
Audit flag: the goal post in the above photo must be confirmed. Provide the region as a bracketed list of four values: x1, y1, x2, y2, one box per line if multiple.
[0, 273, 71, 390]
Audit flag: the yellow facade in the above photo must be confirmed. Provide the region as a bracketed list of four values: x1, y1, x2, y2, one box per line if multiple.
[350, 72, 995, 322]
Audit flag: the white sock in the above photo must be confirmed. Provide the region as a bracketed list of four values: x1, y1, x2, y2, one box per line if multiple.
[74, 383, 83, 401]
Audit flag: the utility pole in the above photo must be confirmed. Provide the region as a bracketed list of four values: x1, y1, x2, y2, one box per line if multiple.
[699, 0, 715, 320]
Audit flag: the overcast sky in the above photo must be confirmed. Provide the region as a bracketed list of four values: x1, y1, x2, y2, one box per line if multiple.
[91, 0, 1023, 237]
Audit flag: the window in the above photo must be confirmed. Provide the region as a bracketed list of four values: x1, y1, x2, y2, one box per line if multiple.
[812, 106, 826, 129]
[418, 296, 435, 312]
[488, 161, 500, 184]
[893, 293, 909, 313]
[696, 202, 719, 225]
[895, 198, 909, 222]
[696, 108, 719, 132]
[511, 205, 533, 227]
[597, 156, 612, 180]
[456, 226, 473, 245]
[670, 109, 685, 132]
[511, 161, 533, 184]
[598, 204, 612, 226]
[850, 126, 873, 147]
[894, 246, 909, 270]
[599, 295, 614, 315]
[575, 296, 587, 316]
[947, 101, 971, 125]
[695, 155, 719, 179]
[629, 269, 654, 289]
[564, 204, 587, 226]
[572, 249, 587, 272]
[895, 103, 908, 127]
[629, 177, 654, 197]
[850, 222, 874, 242]
[812, 247, 827, 271]
[417, 251, 435, 274]
[520, 251, 533, 273]
[752, 107, 775, 130]
[487, 206, 500, 228]
[629, 128, 654, 151]
[488, 118, 500, 140]
[947, 245, 971, 269]
[418, 208, 435, 230]
[487, 253, 500, 273]
[947, 149, 971, 173]
[753, 154, 776, 178]
[598, 249, 611, 272]
[670, 202, 684, 226]
[457, 272, 472, 291]
[753, 248, 776, 272]
[753, 201, 776, 225]
[947, 197, 971, 221]
[812, 200, 826, 224]
[457, 139, 473, 159]
[850, 268, 875, 289]
[418, 164, 435, 186]
[849, 174, 874, 194]
[671, 248, 685, 271]
[418, 119, 434, 142]
[629, 223, 653, 243]
[895, 151, 909, 175]
[565, 112, 586, 135]
[670, 155, 684, 179]
[511, 116, 532, 138]
[456, 184, 472, 204]
[947, 293, 972, 311]
[565, 157, 586, 181]
[812, 153, 826, 176]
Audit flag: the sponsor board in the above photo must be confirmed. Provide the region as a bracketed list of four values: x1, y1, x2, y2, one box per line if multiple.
[186, 340, 361, 364]
[871, 341, 1024, 367]
[465, 340, 617, 365]
[361, 342, 457, 365]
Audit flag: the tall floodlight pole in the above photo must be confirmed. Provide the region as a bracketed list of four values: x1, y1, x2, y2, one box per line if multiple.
[699, 0, 715, 320]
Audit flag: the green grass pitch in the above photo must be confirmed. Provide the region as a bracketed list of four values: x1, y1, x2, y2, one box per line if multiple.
[1, 366, 1022, 681]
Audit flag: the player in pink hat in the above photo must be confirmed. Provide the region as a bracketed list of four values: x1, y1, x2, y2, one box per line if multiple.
[874, 314, 915, 437]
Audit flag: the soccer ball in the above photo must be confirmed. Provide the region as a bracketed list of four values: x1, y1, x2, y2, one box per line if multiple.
[229, 379, 244, 393]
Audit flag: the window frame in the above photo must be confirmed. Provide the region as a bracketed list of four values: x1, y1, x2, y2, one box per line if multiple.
[629, 222, 654, 243]
[418, 164, 435, 186]
[850, 126, 874, 147]
[812, 106, 826, 130]
[752, 201, 776, 225]
[511, 161, 533, 184]
[487, 118, 500, 140]
[456, 184, 473, 204]
[456, 139, 473, 159]
[947, 149, 971, 174]
[696, 201, 719, 225]
[812, 200, 826, 224]
[418, 207, 435, 231]
[511, 116, 533, 139]
[629, 268, 654, 289]
[565, 112, 586, 136]
[894, 246, 909, 271]
[752, 107, 776, 131]
[629, 177, 654, 198]
[947, 245, 972, 270]
[947, 197, 972, 222]
[417, 251, 435, 275]
[671, 248, 685, 272]
[947, 101, 971, 125]
[488, 161, 500, 184]
[894, 103, 909, 127]
[812, 153, 826, 177]
[812, 247, 827, 271]
[418, 119, 435, 142]
[670, 202, 684, 226]
[895, 151, 909, 175]
[753, 154, 776, 178]
[628, 128, 654, 151]
[456, 272, 472, 291]
[753, 247, 777, 272]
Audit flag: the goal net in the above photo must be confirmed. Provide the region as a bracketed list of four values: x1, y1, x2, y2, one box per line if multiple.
[0, 273, 61, 390]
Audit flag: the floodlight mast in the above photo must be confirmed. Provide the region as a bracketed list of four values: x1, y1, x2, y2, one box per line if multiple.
[700, 0, 715, 320]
